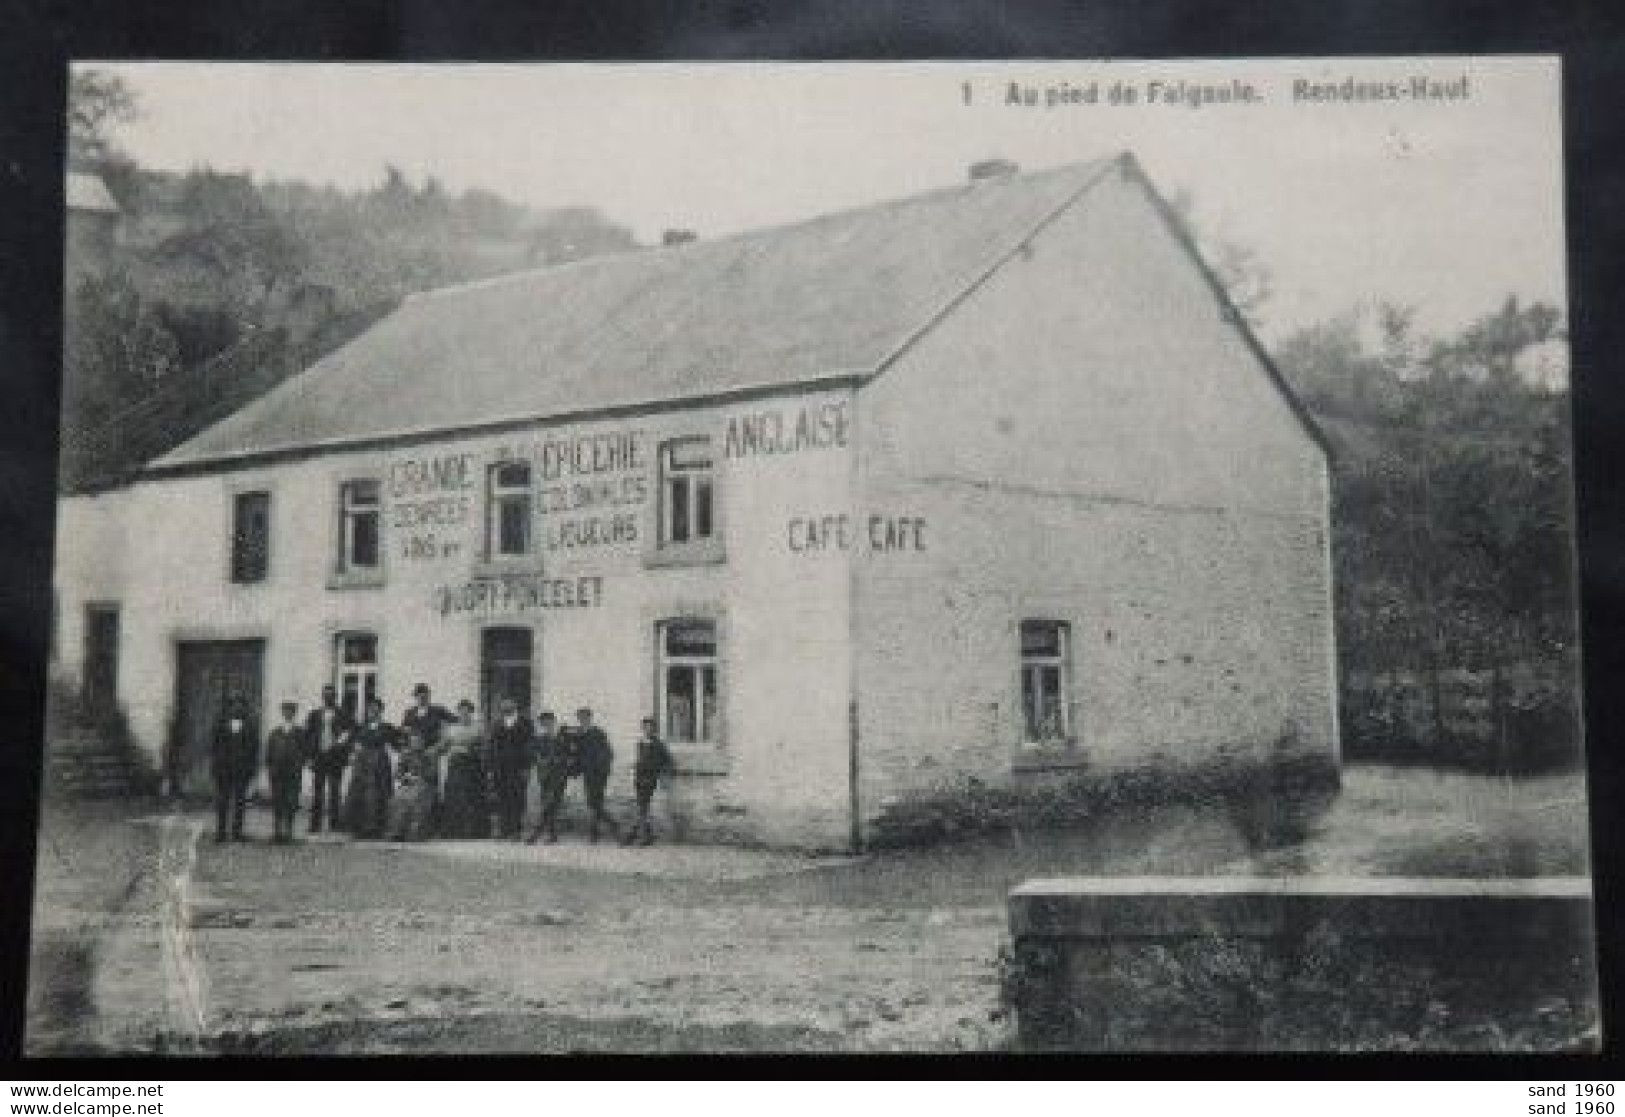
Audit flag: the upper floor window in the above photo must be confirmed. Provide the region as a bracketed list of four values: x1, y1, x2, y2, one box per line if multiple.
[231, 491, 270, 583]
[487, 460, 533, 558]
[658, 437, 714, 546]
[339, 479, 381, 572]
[1020, 620, 1072, 743]
[658, 618, 718, 744]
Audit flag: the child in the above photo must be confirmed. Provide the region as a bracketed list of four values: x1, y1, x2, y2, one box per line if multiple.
[386, 728, 437, 842]
[624, 716, 673, 847]
[265, 700, 305, 843]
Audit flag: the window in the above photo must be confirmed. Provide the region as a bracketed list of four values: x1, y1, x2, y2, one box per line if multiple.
[658, 437, 714, 546]
[334, 633, 379, 720]
[480, 626, 533, 719]
[1020, 620, 1072, 743]
[83, 605, 119, 712]
[487, 461, 532, 558]
[230, 491, 270, 583]
[339, 479, 381, 572]
[658, 619, 718, 744]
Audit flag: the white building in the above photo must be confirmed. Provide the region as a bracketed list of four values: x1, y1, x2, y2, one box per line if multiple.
[52, 153, 1338, 848]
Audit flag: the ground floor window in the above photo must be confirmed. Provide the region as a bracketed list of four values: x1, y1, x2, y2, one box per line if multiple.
[481, 626, 534, 718]
[335, 632, 379, 719]
[1020, 619, 1072, 743]
[658, 618, 717, 744]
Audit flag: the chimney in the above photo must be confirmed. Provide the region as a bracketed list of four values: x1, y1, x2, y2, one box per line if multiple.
[968, 158, 1019, 183]
[662, 229, 697, 246]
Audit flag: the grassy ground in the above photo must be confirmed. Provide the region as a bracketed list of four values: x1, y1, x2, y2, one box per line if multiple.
[23, 762, 1596, 1054]
[1229, 765, 1591, 877]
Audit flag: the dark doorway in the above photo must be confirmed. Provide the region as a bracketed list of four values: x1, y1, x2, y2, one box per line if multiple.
[173, 640, 265, 795]
[480, 627, 533, 720]
[82, 605, 120, 713]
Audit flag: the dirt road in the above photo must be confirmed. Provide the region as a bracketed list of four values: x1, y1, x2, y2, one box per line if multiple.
[28, 765, 1586, 1054]
[29, 797, 1261, 1054]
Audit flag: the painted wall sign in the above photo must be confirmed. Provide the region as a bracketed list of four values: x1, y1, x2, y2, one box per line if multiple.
[724, 401, 849, 459]
[436, 573, 605, 617]
[390, 453, 475, 497]
[512, 430, 646, 480]
[869, 515, 927, 553]
[482, 430, 655, 552]
[543, 513, 638, 550]
[539, 474, 648, 514]
[786, 512, 927, 554]
[788, 514, 855, 553]
[390, 452, 476, 562]
[540, 474, 647, 551]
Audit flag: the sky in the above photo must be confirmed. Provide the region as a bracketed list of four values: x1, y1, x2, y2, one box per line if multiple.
[93, 59, 1567, 343]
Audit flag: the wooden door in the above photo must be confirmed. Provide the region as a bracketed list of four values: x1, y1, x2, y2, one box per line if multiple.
[173, 640, 265, 794]
[480, 626, 533, 720]
[82, 605, 120, 713]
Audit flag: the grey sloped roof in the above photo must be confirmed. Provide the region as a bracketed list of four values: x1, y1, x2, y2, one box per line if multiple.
[66, 171, 119, 213]
[151, 156, 1120, 471]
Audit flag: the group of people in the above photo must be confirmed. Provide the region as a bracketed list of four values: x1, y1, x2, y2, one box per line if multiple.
[209, 683, 675, 848]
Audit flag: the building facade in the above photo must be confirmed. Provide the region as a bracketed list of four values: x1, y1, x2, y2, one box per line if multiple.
[52, 153, 1338, 849]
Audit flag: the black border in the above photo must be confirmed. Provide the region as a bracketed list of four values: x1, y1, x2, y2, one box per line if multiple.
[2, 0, 1622, 1081]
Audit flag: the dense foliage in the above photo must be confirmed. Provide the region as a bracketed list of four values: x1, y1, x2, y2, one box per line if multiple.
[1273, 299, 1579, 768]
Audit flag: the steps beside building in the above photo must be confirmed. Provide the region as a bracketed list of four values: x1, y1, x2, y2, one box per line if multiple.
[43, 685, 161, 801]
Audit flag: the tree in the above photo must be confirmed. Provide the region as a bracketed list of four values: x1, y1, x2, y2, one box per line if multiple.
[63, 272, 181, 428]
[156, 169, 309, 311]
[67, 70, 138, 168]
[1273, 297, 1578, 767]
[1166, 186, 1274, 329]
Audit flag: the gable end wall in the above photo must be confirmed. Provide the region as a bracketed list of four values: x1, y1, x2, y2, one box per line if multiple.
[851, 163, 1338, 830]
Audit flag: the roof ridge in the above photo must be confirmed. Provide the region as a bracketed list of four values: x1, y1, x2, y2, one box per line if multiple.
[147, 151, 1131, 476]
[405, 155, 1120, 304]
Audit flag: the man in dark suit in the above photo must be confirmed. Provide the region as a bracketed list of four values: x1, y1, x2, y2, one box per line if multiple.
[402, 683, 455, 750]
[211, 693, 259, 842]
[304, 684, 354, 834]
[487, 697, 534, 840]
[265, 700, 306, 843]
[572, 707, 620, 844]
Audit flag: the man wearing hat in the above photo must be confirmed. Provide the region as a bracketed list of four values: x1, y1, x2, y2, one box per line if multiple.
[265, 699, 306, 843]
[486, 697, 534, 840]
[304, 684, 354, 835]
[210, 693, 259, 842]
[402, 683, 455, 751]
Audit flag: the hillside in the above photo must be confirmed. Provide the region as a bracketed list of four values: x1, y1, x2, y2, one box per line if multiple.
[62, 163, 639, 492]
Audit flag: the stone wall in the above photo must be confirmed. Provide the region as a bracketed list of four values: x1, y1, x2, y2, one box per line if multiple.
[1006, 876, 1598, 1051]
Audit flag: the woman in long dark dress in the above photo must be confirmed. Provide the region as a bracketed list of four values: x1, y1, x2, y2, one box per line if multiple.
[345, 697, 395, 839]
[438, 700, 488, 839]
[386, 729, 438, 841]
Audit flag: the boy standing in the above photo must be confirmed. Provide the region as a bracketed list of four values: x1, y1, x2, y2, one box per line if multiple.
[526, 711, 571, 844]
[573, 707, 620, 844]
[265, 700, 305, 843]
[624, 716, 673, 847]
